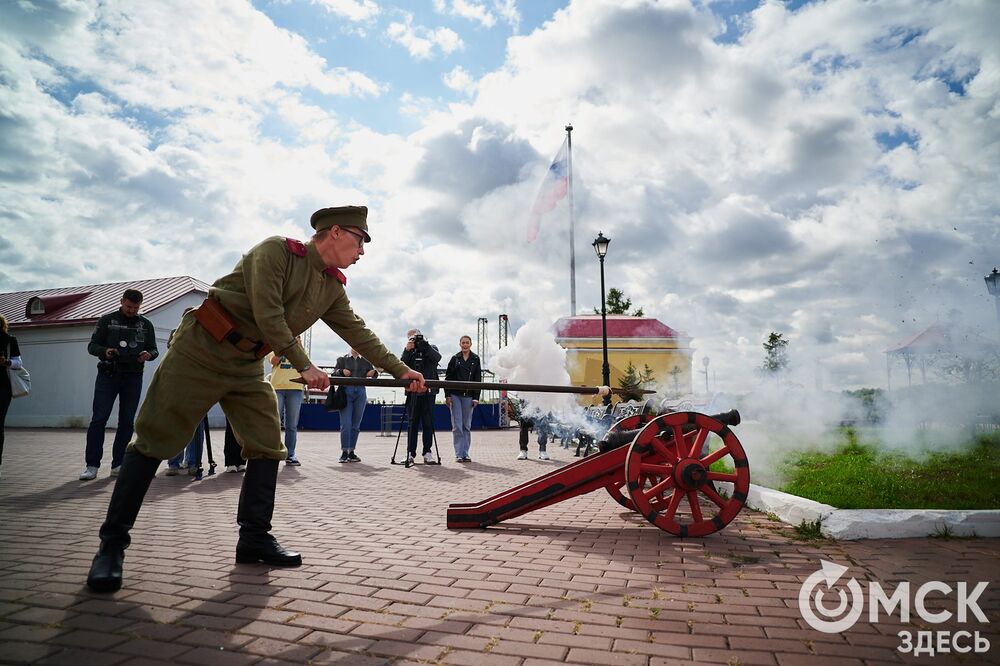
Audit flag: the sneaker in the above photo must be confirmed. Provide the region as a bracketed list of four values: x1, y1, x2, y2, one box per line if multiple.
[423, 452, 435, 464]
[405, 453, 415, 467]
[339, 453, 350, 463]
[539, 451, 550, 461]
[187, 466, 200, 476]
[110, 466, 121, 477]
[516, 451, 528, 460]
[79, 466, 98, 481]
[166, 466, 180, 476]
[236, 464, 247, 472]
[462, 456, 472, 462]
[286, 458, 301, 466]
[225, 465, 238, 473]
[347, 453, 361, 463]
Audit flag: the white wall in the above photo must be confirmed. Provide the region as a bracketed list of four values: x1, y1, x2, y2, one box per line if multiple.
[6, 292, 227, 428]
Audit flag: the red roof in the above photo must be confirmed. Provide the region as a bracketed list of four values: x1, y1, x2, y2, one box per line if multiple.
[0, 276, 210, 329]
[554, 315, 686, 339]
[885, 322, 996, 355]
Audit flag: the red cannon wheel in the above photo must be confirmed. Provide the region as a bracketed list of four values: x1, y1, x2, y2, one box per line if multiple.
[603, 415, 645, 510]
[624, 412, 750, 537]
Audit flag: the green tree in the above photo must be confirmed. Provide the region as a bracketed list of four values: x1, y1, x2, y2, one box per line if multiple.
[618, 360, 656, 402]
[760, 332, 789, 382]
[594, 287, 644, 317]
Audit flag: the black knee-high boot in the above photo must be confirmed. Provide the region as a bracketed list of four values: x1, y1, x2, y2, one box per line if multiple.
[235, 458, 301, 566]
[86, 450, 160, 592]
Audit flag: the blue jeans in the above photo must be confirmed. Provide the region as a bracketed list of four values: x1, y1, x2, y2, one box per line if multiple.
[339, 386, 367, 451]
[168, 418, 205, 468]
[85, 371, 143, 468]
[275, 389, 304, 459]
[449, 396, 474, 458]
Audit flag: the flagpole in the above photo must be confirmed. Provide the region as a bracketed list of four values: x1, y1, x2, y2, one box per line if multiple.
[566, 123, 576, 315]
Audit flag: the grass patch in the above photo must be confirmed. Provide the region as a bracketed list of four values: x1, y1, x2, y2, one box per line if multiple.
[793, 519, 826, 541]
[779, 430, 1000, 510]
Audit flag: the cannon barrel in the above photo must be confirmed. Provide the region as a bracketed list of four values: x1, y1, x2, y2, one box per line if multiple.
[599, 409, 740, 452]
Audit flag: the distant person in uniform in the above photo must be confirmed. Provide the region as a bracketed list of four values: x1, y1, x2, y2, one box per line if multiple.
[444, 335, 481, 462]
[86, 206, 426, 593]
[333, 348, 377, 462]
[80, 289, 158, 481]
[267, 336, 307, 466]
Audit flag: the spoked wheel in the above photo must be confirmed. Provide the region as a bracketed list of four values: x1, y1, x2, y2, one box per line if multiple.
[603, 415, 646, 510]
[624, 412, 750, 537]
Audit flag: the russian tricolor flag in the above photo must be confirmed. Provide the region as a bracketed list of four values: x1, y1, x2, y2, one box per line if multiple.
[527, 138, 569, 242]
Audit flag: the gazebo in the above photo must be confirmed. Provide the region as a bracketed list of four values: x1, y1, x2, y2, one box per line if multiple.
[885, 322, 999, 389]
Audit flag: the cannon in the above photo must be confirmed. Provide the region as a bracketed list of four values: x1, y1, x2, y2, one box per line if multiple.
[447, 409, 750, 537]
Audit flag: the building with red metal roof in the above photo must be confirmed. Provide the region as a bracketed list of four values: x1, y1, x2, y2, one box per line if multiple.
[553, 314, 692, 402]
[2, 277, 210, 427]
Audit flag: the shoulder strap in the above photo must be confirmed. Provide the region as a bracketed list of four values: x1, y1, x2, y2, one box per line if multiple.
[285, 237, 307, 257]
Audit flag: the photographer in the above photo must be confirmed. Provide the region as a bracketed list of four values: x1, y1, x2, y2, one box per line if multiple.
[80, 289, 158, 481]
[400, 328, 441, 465]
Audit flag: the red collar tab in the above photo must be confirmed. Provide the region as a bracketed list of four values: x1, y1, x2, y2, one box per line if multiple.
[285, 237, 307, 257]
[325, 267, 347, 285]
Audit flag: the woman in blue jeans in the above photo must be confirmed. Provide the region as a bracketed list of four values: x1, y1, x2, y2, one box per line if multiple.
[333, 349, 376, 462]
[268, 338, 306, 465]
[444, 335, 481, 462]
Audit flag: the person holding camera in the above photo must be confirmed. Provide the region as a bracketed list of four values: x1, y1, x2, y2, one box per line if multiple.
[80, 289, 158, 482]
[445, 335, 481, 462]
[333, 348, 377, 462]
[401, 328, 441, 465]
[85, 205, 426, 594]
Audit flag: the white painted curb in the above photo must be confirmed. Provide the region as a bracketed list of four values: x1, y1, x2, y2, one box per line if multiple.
[718, 483, 1000, 540]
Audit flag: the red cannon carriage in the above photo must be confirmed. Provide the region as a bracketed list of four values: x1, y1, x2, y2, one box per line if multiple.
[447, 410, 750, 537]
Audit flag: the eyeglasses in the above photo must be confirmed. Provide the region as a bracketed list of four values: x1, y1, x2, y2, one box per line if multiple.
[342, 228, 366, 248]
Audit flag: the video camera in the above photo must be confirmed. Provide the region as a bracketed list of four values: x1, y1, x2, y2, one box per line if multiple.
[98, 339, 141, 373]
[409, 334, 425, 345]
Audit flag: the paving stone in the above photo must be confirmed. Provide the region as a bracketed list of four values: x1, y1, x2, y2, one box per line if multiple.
[1, 429, 997, 666]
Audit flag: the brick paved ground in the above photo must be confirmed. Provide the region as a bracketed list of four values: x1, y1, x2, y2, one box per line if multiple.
[0, 428, 997, 665]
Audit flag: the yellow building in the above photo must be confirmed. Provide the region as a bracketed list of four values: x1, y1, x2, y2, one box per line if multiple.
[554, 315, 692, 404]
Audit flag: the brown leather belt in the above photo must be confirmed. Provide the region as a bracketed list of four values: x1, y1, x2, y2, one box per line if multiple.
[192, 298, 272, 360]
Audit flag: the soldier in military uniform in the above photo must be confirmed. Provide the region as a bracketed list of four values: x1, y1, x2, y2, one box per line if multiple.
[87, 206, 426, 593]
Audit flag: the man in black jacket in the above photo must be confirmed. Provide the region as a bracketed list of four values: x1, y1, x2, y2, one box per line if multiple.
[80, 289, 159, 481]
[401, 328, 441, 465]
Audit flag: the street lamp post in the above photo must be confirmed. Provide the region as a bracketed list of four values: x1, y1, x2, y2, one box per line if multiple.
[986, 267, 1000, 334]
[592, 231, 611, 406]
[702, 356, 710, 393]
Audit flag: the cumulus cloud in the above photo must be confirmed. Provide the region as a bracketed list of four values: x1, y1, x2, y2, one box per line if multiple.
[443, 65, 477, 95]
[311, 0, 380, 22]
[386, 12, 463, 59]
[2, 0, 997, 394]
[433, 0, 520, 30]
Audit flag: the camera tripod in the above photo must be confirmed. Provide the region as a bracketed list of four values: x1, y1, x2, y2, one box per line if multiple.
[390, 394, 442, 467]
[192, 415, 218, 481]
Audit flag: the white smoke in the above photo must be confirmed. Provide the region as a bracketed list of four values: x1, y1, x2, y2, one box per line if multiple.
[490, 319, 578, 419]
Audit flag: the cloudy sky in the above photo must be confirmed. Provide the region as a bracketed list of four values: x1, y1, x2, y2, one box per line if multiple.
[1, 0, 997, 392]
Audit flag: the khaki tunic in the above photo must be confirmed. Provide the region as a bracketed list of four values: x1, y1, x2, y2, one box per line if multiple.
[129, 236, 408, 461]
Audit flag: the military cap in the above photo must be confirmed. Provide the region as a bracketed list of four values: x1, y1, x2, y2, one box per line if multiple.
[310, 205, 371, 242]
